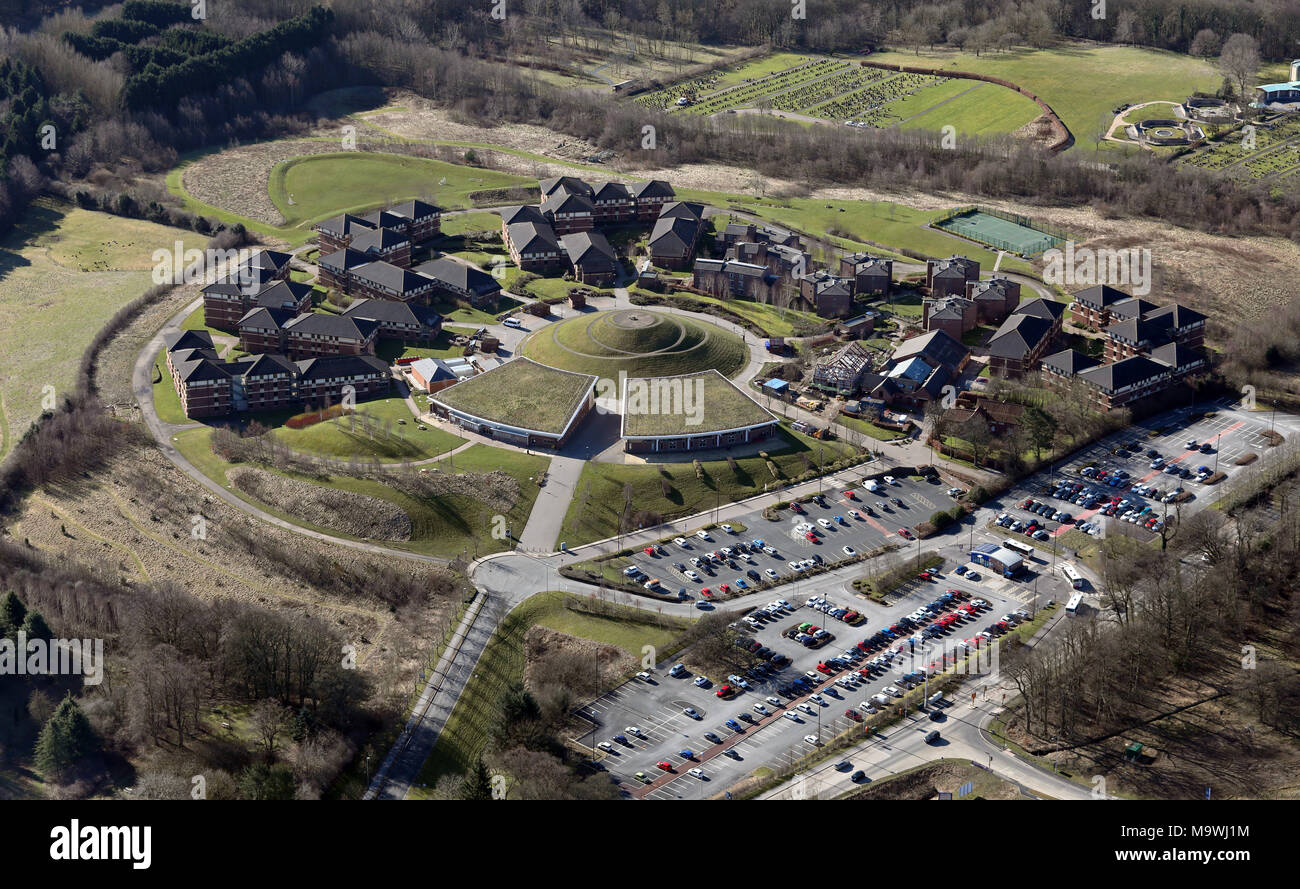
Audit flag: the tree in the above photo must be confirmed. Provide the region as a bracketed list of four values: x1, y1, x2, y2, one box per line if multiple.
[1189, 29, 1221, 59]
[462, 756, 495, 800]
[0, 591, 26, 636]
[250, 700, 289, 757]
[20, 610, 51, 640]
[1022, 406, 1058, 462]
[237, 762, 297, 800]
[1113, 11, 1143, 46]
[34, 694, 97, 780]
[1220, 34, 1261, 102]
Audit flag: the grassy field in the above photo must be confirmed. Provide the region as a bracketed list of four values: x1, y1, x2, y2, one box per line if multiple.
[268, 396, 465, 462]
[676, 187, 1031, 275]
[374, 325, 479, 363]
[409, 591, 688, 795]
[866, 46, 1222, 154]
[0, 199, 205, 458]
[439, 211, 504, 237]
[521, 309, 750, 379]
[150, 352, 189, 425]
[895, 80, 1042, 136]
[269, 152, 532, 234]
[173, 429, 548, 559]
[561, 424, 860, 545]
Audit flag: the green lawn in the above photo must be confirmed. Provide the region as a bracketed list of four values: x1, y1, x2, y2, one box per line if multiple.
[375, 326, 479, 363]
[439, 212, 504, 237]
[836, 412, 910, 441]
[867, 46, 1223, 155]
[269, 396, 465, 462]
[895, 80, 1042, 136]
[268, 152, 533, 234]
[151, 353, 188, 426]
[409, 591, 688, 794]
[0, 199, 205, 458]
[561, 425, 861, 545]
[520, 309, 749, 379]
[173, 429, 548, 559]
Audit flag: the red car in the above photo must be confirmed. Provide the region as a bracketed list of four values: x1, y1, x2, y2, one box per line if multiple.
[701, 588, 712, 597]
[716, 685, 735, 698]
[804, 532, 818, 542]
[790, 502, 804, 514]
[816, 663, 834, 674]
[843, 490, 857, 500]
[719, 584, 731, 594]
[656, 761, 673, 771]
[845, 709, 863, 722]
[643, 546, 655, 556]
[898, 528, 913, 539]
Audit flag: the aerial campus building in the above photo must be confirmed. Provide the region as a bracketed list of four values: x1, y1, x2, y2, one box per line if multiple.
[620, 370, 780, 453]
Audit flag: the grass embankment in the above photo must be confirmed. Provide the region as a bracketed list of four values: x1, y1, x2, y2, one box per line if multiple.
[172, 428, 547, 559]
[561, 425, 862, 545]
[409, 592, 689, 795]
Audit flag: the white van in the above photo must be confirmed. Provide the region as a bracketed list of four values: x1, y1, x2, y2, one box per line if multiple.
[927, 692, 944, 707]
[866, 480, 884, 494]
[502, 316, 525, 329]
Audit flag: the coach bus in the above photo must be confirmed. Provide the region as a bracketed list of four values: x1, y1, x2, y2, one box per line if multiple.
[1001, 539, 1035, 561]
[1065, 592, 1084, 614]
[1061, 564, 1084, 590]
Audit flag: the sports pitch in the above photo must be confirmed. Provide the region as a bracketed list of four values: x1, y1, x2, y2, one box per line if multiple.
[933, 210, 1065, 256]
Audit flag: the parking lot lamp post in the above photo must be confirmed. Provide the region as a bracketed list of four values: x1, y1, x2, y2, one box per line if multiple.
[1272, 400, 1278, 436]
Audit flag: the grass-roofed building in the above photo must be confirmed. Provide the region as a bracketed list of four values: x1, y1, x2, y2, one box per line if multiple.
[429, 357, 597, 449]
[620, 369, 778, 453]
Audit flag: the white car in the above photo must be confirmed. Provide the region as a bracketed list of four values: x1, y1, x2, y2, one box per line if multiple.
[804, 735, 821, 746]
[883, 685, 903, 698]
[597, 741, 614, 752]
[783, 711, 801, 722]
[763, 546, 777, 556]
[693, 676, 709, 688]
[809, 694, 825, 705]
[789, 561, 803, 572]
[858, 701, 878, 714]
[752, 703, 770, 716]
[696, 530, 711, 541]
[721, 524, 734, 534]
[688, 767, 705, 779]
[626, 726, 643, 737]
[636, 671, 652, 681]
[674, 537, 688, 547]
[842, 545, 857, 557]
[766, 696, 782, 706]
[765, 568, 779, 580]
[684, 570, 700, 582]
[797, 703, 815, 715]
[884, 476, 896, 486]
[817, 518, 832, 528]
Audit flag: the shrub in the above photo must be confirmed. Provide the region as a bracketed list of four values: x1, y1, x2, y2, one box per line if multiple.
[929, 511, 953, 530]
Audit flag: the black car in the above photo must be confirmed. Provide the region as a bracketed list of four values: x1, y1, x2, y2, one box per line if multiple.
[924, 730, 941, 744]
[739, 712, 756, 723]
[673, 562, 687, 572]
[851, 770, 867, 782]
[1147, 449, 1160, 458]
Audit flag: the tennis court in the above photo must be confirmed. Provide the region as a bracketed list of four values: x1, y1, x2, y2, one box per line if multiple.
[934, 209, 1065, 256]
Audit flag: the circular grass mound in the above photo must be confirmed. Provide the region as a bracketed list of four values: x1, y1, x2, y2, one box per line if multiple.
[521, 309, 748, 379]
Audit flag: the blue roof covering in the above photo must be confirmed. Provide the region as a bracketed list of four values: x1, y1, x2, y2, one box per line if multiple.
[763, 379, 790, 392]
[889, 357, 933, 383]
[972, 543, 998, 555]
[1258, 82, 1300, 91]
